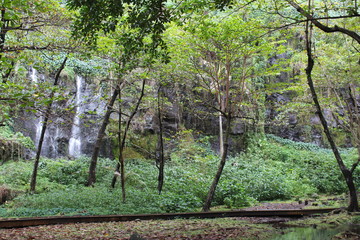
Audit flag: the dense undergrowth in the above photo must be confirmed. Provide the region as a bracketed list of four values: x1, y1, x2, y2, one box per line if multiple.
[0, 133, 358, 217]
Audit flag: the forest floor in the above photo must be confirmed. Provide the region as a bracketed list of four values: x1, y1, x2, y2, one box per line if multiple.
[0, 202, 359, 240]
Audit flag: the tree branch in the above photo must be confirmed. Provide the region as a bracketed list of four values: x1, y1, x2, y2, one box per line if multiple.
[351, 157, 360, 174]
[287, 0, 360, 44]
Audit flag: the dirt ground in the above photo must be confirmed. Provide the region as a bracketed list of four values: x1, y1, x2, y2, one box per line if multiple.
[0, 202, 357, 240]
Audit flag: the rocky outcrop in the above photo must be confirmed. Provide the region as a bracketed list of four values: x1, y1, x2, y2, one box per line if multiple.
[0, 138, 25, 163]
[13, 66, 357, 160]
[0, 186, 20, 205]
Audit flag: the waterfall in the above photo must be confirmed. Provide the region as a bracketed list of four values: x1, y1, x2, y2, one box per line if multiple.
[34, 118, 43, 149]
[30, 67, 38, 83]
[68, 75, 83, 157]
[30, 67, 43, 148]
[20, 68, 110, 158]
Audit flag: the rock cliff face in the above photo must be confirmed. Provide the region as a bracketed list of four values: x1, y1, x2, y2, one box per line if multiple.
[14, 68, 111, 159]
[0, 138, 25, 163]
[13, 67, 355, 159]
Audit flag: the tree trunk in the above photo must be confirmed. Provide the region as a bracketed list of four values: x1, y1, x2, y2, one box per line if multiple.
[156, 86, 165, 194]
[111, 79, 146, 203]
[111, 88, 127, 200]
[30, 57, 68, 193]
[0, 9, 7, 55]
[202, 113, 231, 212]
[304, 20, 359, 211]
[87, 85, 120, 186]
[1, 9, 11, 84]
[345, 170, 359, 211]
[110, 88, 126, 202]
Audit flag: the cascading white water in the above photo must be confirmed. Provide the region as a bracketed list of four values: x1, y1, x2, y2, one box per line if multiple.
[30, 67, 43, 148]
[68, 75, 83, 157]
[19, 68, 111, 158]
[30, 67, 38, 83]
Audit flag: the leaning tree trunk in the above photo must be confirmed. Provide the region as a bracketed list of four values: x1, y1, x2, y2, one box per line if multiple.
[30, 57, 68, 193]
[304, 20, 359, 211]
[86, 85, 120, 186]
[111, 79, 146, 202]
[202, 113, 231, 212]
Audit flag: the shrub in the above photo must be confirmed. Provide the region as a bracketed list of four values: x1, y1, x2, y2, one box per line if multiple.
[244, 167, 292, 201]
[0, 161, 32, 190]
[159, 192, 202, 212]
[39, 157, 115, 186]
[215, 179, 256, 208]
[0, 133, 356, 217]
[39, 158, 88, 185]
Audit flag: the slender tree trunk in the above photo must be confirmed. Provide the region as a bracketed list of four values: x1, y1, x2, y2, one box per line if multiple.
[119, 89, 126, 202]
[156, 86, 165, 194]
[30, 57, 68, 193]
[1, 9, 10, 84]
[87, 85, 120, 186]
[110, 88, 126, 202]
[0, 9, 7, 55]
[202, 113, 231, 212]
[305, 20, 359, 211]
[111, 79, 146, 202]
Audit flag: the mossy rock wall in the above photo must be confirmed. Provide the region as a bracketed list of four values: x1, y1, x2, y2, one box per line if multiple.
[0, 138, 25, 163]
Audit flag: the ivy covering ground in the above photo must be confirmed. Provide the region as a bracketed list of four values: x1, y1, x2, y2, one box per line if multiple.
[0, 134, 357, 217]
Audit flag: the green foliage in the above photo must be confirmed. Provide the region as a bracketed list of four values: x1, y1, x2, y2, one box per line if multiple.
[159, 192, 202, 212]
[246, 169, 292, 201]
[0, 105, 11, 124]
[267, 134, 325, 152]
[0, 134, 357, 217]
[38, 157, 116, 186]
[1, 0, 359, 218]
[0, 207, 90, 218]
[0, 161, 32, 190]
[38, 158, 89, 185]
[0, 125, 34, 150]
[164, 165, 210, 202]
[165, 12, 289, 125]
[0, 0, 72, 82]
[215, 179, 256, 208]
[241, 134, 352, 195]
[41, 54, 111, 77]
[68, 0, 171, 64]
[170, 129, 215, 164]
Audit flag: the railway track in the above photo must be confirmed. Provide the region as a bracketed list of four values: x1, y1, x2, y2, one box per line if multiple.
[0, 208, 337, 229]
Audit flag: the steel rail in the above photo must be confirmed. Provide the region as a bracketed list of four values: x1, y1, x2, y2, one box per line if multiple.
[0, 208, 337, 229]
